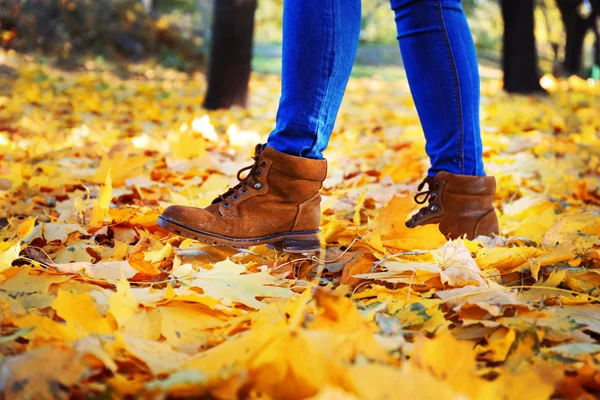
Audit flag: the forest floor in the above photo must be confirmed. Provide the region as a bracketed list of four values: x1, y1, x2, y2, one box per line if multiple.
[1, 51, 600, 399]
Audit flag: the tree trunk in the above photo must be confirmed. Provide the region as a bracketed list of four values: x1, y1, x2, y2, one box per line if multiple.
[594, 15, 600, 67]
[204, 0, 257, 110]
[501, 0, 545, 93]
[556, 0, 593, 76]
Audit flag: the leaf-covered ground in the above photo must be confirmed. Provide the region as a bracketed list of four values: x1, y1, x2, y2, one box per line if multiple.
[1, 51, 600, 399]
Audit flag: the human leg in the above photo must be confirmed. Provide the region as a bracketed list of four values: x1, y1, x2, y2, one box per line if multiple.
[159, 0, 361, 252]
[391, 0, 483, 177]
[267, 0, 361, 159]
[390, 0, 498, 239]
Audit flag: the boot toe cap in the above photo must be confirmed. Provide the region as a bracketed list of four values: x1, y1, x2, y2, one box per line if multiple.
[160, 205, 216, 230]
[161, 205, 188, 221]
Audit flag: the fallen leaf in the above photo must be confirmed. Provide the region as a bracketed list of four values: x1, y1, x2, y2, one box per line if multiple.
[369, 195, 447, 251]
[186, 259, 295, 309]
[52, 289, 113, 335]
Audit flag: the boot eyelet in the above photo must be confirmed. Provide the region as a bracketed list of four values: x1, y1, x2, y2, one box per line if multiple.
[240, 188, 248, 195]
[257, 169, 263, 177]
[434, 181, 440, 189]
[430, 205, 439, 212]
[223, 202, 230, 207]
[261, 161, 267, 167]
[431, 193, 438, 201]
[254, 183, 263, 190]
[231, 195, 239, 201]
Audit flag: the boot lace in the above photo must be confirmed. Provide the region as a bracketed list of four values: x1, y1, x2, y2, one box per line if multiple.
[212, 143, 267, 206]
[408, 177, 441, 225]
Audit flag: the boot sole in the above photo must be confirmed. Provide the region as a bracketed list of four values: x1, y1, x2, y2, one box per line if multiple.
[157, 216, 321, 254]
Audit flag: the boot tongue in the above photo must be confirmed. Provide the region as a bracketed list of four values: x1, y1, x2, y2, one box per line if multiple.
[204, 202, 221, 215]
[253, 143, 267, 158]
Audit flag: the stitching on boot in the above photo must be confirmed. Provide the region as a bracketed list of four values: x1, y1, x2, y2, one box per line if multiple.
[292, 193, 321, 231]
[222, 215, 278, 230]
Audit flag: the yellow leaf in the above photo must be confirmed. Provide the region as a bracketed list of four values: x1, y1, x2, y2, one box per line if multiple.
[476, 327, 516, 362]
[118, 334, 190, 375]
[17, 216, 36, 239]
[128, 238, 162, 276]
[98, 167, 113, 211]
[184, 259, 295, 309]
[341, 253, 376, 287]
[106, 373, 147, 397]
[53, 260, 138, 282]
[122, 309, 162, 341]
[143, 242, 173, 263]
[476, 246, 544, 273]
[90, 201, 105, 226]
[369, 195, 446, 251]
[435, 284, 525, 317]
[533, 267, 567, 288]
[530, 242, 574, 281]
[52, 241, 96, 264]
[36, 223, 88, 243]
[169, 131, 207, 160]
[320, 218, 357, 247]
[90, 167, 113, 226]
[411, 332, 480, 397]
[169, 287, 220, 308]
[93, 152, 150, 186]
[186, 325, 353, 399]
[309, 288, 389, 361]
[155, 303, 228, 345]
[108, 240, 129, 260]
[13, 314, 79, 341]
[52, 290, 113, 335]
[349, 363, 460, 400]
[108, 271, 139, 328]
[353, 190, 367, 226]
[484, 361, 560, 400]
[542, 211, 600, 251]
[433, 240, 489, 288]
[0, 241, 20, 272]
[510, 206, 559, 243]
[0, 267, 71, 294]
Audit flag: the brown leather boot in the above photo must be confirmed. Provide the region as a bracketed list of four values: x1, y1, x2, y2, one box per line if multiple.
[158, 144, 327, 253]
[405, 171, 499, 240]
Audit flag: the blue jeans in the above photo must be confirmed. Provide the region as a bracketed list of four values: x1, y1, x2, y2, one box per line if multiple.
[267, 0, 485, 177]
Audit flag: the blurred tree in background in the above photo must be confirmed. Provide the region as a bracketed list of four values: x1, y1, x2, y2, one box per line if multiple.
[0, 0, 207, 69]
[0, 0, 598, 98]
[204, 0, 257, 109]
[501, 0, 545, 93]
[555, 0, 600, 76]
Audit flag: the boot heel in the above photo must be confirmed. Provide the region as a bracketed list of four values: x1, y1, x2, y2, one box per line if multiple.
[282, 234, 321, 254]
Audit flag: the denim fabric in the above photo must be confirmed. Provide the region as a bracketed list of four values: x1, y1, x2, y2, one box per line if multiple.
[266, 0, 361, 159]
[267, 0, 485, 177]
